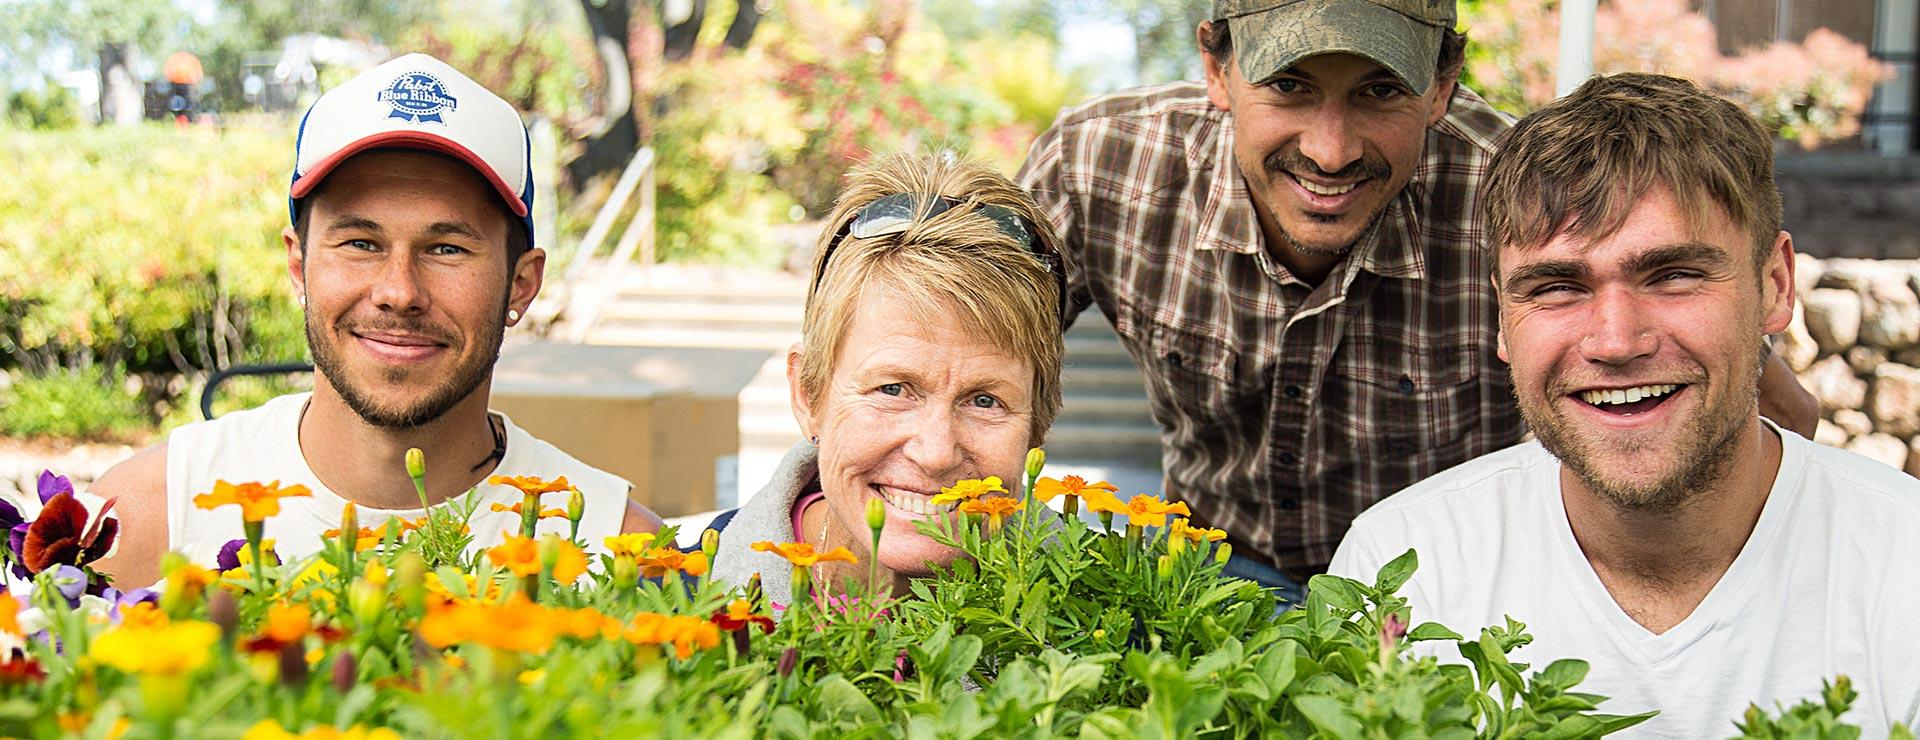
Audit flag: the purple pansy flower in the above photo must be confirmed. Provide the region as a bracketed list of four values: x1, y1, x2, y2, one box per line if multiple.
[215, 538, 279, 571]
[36, 471, 73, 505]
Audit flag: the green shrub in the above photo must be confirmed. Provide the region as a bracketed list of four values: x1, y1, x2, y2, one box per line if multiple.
[4, 83, 82, 130]
[0, 123, 307, 436]
[0, 366, 146, 440]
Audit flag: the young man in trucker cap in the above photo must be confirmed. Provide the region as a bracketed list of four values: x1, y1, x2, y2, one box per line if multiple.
[95, 53, 662, 587]
[1015, 0, 1819, 597]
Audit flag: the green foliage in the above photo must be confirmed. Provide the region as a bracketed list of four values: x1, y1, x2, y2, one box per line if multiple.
[1733, 676, 1915, 740]
[0, 366, 145, 440]
[3, 84, 82, 130]
[0, 124, 307, 429]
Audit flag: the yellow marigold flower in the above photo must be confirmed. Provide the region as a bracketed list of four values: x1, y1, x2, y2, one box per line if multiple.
[489, 534, 589, 584]
[1032, 475, 1119, 503]
[90, 619, 220, 675]
[1111, 494, 1192, 528]
[192, 480, 313, 522]
[418, 593, 562, 654]
[119, 602, 168, 629]
[488, 502, 567, 519]
[604, 533, 657, 558]
[929, 476, 1006, 506]
[1168, 517, 1227, 543]
[243, 720, 402, 740]
[623, 612, 721, 659]
[423, 572, 502, 604]
[957, 496, 1025, 529]
[1078, 488, 1126, 516]
[751, 541, 858, 568]
[635, 548, 708, 578]
[486, 475, 573, 496]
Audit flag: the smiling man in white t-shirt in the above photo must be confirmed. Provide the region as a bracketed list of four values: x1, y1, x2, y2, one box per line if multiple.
[1330, 73, 1920, 738]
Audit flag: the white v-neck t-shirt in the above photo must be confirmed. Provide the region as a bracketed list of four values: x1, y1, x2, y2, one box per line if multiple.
[1330, 420, 1920, 738]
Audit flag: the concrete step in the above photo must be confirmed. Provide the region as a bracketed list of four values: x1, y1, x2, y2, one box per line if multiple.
[585, 326, 800, 350]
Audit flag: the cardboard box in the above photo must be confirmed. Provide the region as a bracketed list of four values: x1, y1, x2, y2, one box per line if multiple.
[489, 343, 768, 518]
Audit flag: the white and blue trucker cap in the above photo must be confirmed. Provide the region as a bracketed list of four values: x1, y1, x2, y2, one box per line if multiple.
[289, 53, 534, 246]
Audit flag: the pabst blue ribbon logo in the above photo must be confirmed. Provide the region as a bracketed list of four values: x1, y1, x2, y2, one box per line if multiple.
[377, 71, 458, 124]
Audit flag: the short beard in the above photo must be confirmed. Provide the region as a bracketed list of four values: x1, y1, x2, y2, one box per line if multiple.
[1519, 348, 1766, 512]
[1261, 147, 1393, 257]
[306, 303, 507, 430]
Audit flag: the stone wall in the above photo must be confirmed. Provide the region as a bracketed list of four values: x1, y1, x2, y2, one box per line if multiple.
[1776, 255, 1920, 477]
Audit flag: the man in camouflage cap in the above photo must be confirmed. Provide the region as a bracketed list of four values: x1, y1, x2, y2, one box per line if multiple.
[1017, 0, 1817, 597]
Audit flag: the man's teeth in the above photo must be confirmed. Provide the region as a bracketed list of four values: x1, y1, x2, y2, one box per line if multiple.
[880, 488, 952, 517]
[1579, 384, 1679, 406]
[1297, 177, 1357, 196]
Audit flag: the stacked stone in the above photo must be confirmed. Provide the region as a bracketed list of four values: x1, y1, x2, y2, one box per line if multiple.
[0, 443, 133, 506]
[1776, 255, 1920, 478]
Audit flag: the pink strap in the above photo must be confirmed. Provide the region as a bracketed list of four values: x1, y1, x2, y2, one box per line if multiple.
[791, 490, 826, 541]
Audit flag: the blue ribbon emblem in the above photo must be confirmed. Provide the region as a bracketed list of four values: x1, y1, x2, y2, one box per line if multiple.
[377, 71, 458, 125]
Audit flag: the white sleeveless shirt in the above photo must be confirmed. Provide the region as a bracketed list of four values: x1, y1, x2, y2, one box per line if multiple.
[165, 392, 632, 567]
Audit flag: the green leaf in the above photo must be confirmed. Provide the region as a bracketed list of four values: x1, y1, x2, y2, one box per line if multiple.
[1293, 695, 1364, 738]
[811, 676, 881, 722]
[1373, 548, 1418, 594]
[1408, 622, 1464, 642]
[1539, 659, 1590, 692]
[1307, 574, 1365, 613]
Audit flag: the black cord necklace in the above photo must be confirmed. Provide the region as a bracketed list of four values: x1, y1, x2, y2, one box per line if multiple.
[469, 414, 506, 473]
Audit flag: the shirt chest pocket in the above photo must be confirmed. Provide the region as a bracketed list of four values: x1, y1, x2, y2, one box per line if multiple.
[1325, 342, 1484, 459]
[1139, 322, 1270, 446]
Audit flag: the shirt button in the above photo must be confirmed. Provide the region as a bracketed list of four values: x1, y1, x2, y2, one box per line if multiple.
[1398, 376, 1416, 394]
[1284, 384, 1302, 399]
[1278, 451, 1297, 465]
[1279, 497, 1301, 511]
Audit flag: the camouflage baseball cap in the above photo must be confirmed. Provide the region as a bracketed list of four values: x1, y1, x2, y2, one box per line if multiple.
[1211, 0, 1457, 95]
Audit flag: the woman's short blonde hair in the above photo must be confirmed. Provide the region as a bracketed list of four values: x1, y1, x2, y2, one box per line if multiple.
[798, 152, 1065, 445]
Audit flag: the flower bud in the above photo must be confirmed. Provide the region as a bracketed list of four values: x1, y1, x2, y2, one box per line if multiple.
[340, 502, 359, 540]
[538, 536, 563, 573]
[744, 573, 764, 610]
[1024, 448, 1045, 479]
[208, 590, 239, 641]
[701, 528, 720, 563]
[331, 651, 357, 693]
[1167, 531, 1187, 557]
[1214, 543, 1232, 565]
[567, 489, 586, 523]
[277, 641, 309, 688]
[612, 554, 638, 590]
[864, 498, 886, 533]
[405, 448, 426, 480]
[393, 551, 427, 613]
[777, 647, 799, 678]
[1156, 554, 1173, 579]
[349, 566, 386, 628]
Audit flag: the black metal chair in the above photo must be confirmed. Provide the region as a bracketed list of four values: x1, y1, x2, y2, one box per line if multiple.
[198, 362, 314, 420]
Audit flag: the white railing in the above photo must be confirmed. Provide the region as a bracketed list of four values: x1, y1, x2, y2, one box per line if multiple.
[525, 145, 656, 342]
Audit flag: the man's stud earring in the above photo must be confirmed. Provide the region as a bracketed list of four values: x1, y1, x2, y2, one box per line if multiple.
[508, 309, 521, 322]
[809, 435, 818, 445]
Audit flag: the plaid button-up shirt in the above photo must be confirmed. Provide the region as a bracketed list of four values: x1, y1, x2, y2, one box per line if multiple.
[1018, 81, 1524, 575]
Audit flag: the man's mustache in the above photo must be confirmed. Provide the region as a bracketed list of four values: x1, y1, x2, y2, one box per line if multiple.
[1264, 148, 1390, 182]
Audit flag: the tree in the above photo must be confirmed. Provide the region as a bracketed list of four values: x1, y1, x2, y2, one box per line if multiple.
[4, 0, 183, 125]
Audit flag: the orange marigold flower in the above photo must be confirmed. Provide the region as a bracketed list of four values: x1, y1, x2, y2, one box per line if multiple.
[603, 533, 656, 558]
[321, 526, 386, 552]
[192, 480, 312, 522]
[1032, 475, 1119, 503]
[1078, 488, 1126, 516]
[624, 612, 722, 659]
[0, 591, 22, 636]
[486, 534, 588, 584]
[751, 541, 858, 568]
[1098, 494, 1191, 528]
[486, 475, 573, 497]
[635, 548, 708, 578]
[711, 599, 775, 634]
[487, 503, 568, 519]
[1168, 517, 1227, 543]
[928, 477, 1006, 506]
[418, 593, 562, 654]
[957, 497, 1024, 530]
[241, 602, 312, 653]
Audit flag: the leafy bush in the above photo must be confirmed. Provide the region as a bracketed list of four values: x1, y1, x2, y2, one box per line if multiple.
[3, 83, 82, 130]
[0, 123, 307, 433]
[1459, 0, 1892, 148]
[0, 366, 146, 440]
